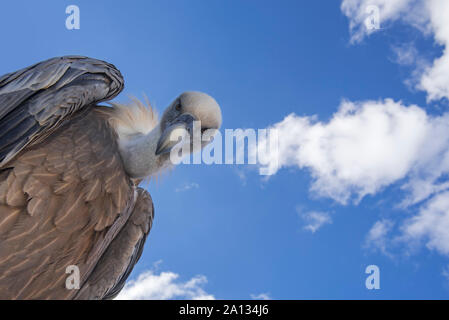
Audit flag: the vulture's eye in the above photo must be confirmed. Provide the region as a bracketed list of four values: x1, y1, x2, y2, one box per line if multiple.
[175, 102, 182, 111]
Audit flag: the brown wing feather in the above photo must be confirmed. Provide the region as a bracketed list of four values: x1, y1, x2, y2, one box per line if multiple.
[0, 108, 134, 299]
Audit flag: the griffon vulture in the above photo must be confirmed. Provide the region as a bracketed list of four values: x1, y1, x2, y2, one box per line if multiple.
[0, 56, 222, 299]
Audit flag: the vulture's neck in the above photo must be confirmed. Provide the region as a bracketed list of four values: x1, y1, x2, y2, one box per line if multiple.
[117, 124, 169, 179]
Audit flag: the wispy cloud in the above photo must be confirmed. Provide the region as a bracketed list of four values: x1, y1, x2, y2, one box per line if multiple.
[391, 43, 420, 66]
[175, 182, 200, 192]
[364, 219, 395, 256]
[390, 43, 430, 91]
[442, 265, 449, 283]
[341, 0, 424, 44]
[401, 191, 449, 255]
[235, 168, 248, 186]
[116, 268, 214, 300]
[297, 208, 332, 233]
[250, 293, 272, 300]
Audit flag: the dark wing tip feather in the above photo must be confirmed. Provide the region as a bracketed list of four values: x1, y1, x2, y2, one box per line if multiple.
[73, 188, 154, 300]
[101, 188, 154, 300]
[102, 236, 147, 300]
[0, 56, 125, 167]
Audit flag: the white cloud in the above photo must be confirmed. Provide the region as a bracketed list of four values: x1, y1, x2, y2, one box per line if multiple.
[419, 0, 449, 101]
[341, 0, 449, 102]
[175, 182, 199, 192]
[336, 0, 449, 261]
[297, 208, 332, 233]
[257, 97, 449, 260]
[246, 1, 449, 282]
[116, 269, 214, 300]
[261, 99, 449, 205]
[250, 293, 272, 300]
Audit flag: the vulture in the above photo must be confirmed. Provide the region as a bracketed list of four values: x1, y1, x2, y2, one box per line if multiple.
[0, 56, 222, 299]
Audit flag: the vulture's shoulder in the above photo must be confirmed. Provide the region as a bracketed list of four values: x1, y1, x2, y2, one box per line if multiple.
[0, 56, 124, 167]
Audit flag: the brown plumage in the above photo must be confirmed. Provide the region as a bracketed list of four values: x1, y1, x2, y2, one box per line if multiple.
[0, 56, 222, 299]
[0, 107, 131, 299]
[0, 56, 135, 299]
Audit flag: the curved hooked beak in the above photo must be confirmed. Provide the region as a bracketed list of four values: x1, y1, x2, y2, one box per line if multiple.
[155, 113, 196, 155]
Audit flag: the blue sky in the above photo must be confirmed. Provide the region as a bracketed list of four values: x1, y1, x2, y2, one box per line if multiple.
[2, 0, 449, 299]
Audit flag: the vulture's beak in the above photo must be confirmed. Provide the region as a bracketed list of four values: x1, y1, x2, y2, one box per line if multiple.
[155, 113, 196, 155]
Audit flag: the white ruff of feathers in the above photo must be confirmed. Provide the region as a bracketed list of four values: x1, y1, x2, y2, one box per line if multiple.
[108, 96, 159, 141]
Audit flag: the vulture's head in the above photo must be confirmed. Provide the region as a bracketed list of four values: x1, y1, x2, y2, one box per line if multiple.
[156, 91, 222, 155]
[111, 91, 222, 179]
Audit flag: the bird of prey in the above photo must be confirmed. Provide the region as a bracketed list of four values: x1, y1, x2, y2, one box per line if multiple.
[0, 56, 222, 299]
